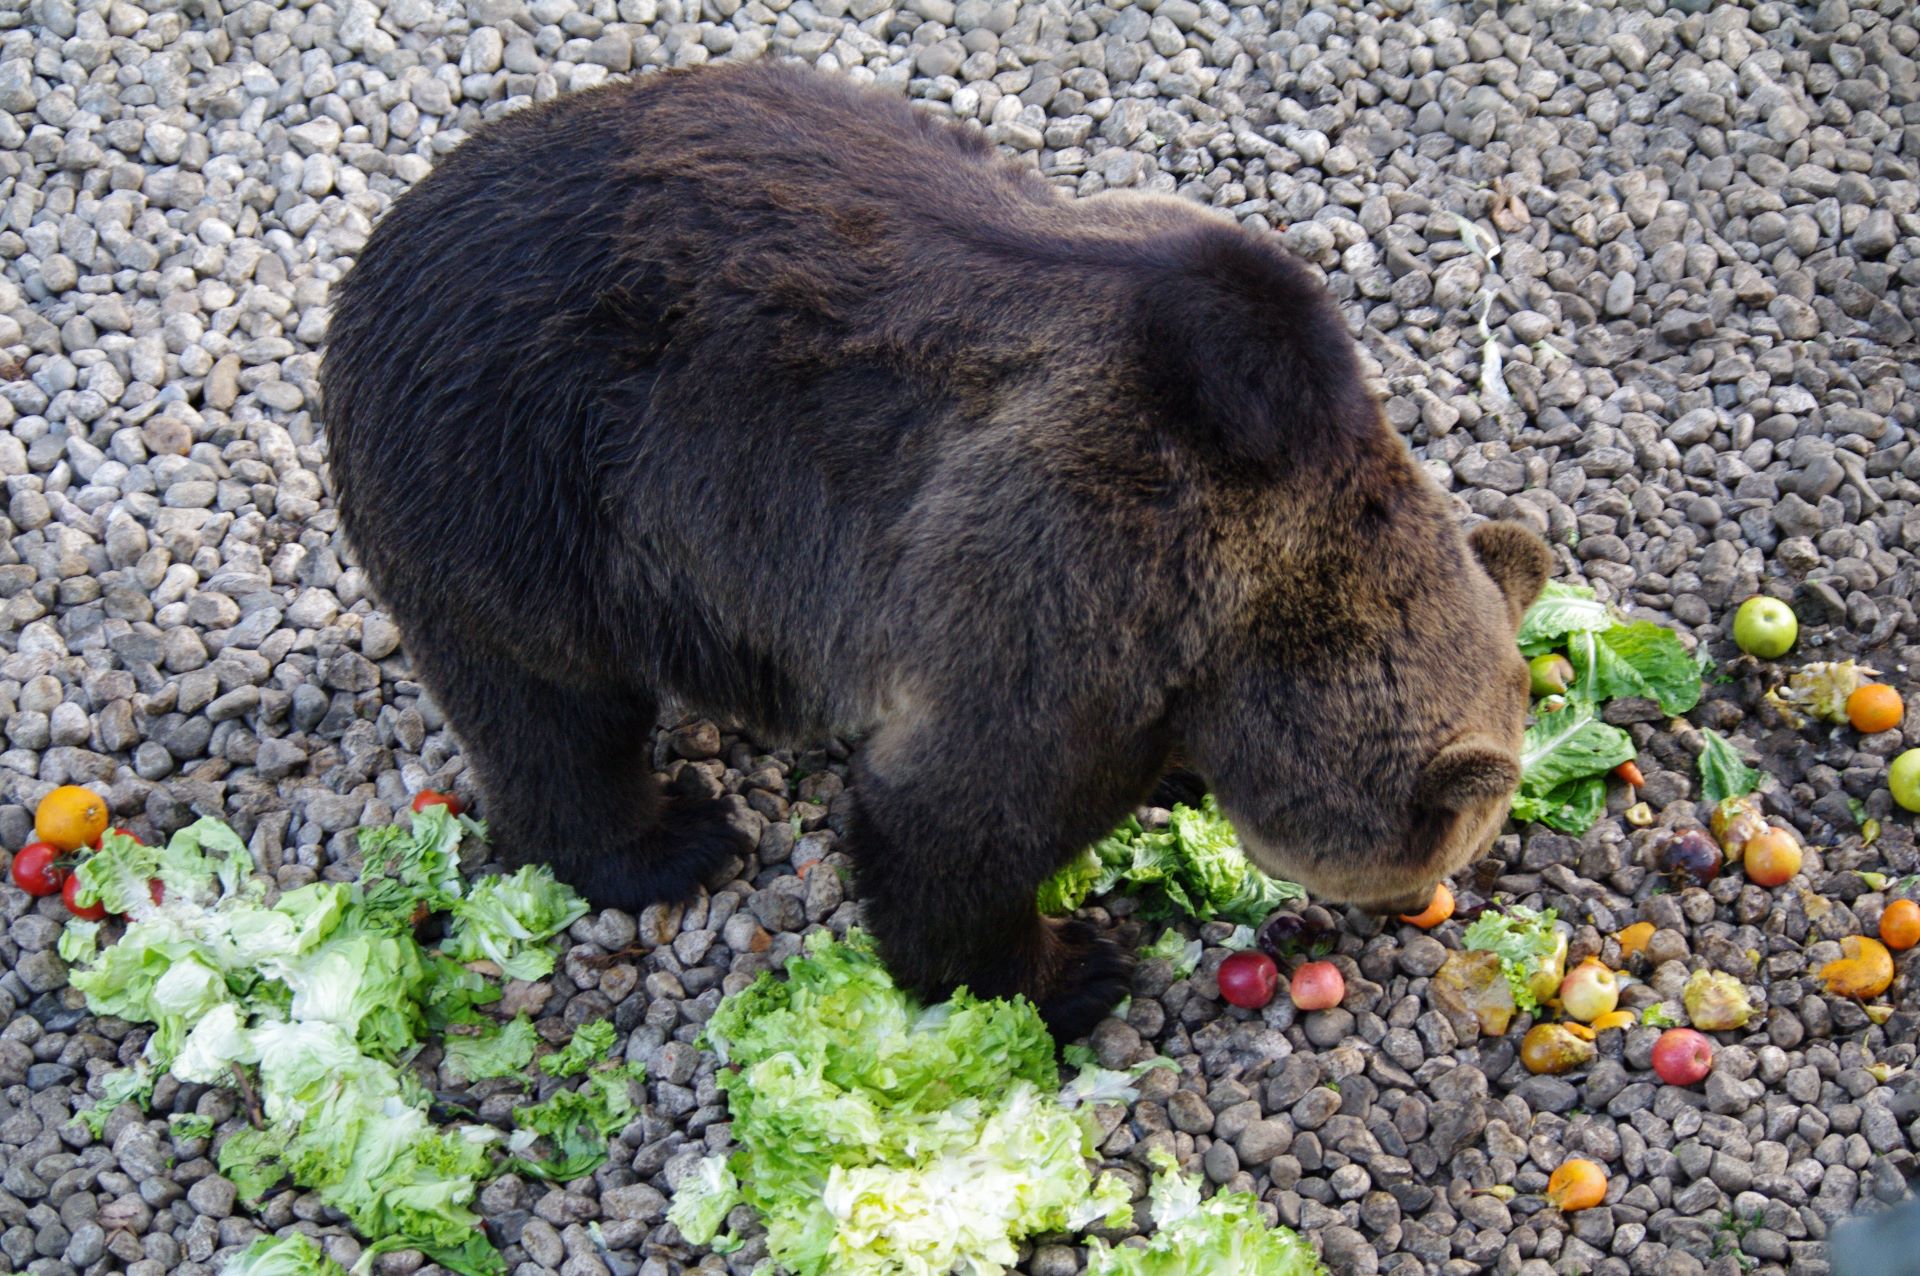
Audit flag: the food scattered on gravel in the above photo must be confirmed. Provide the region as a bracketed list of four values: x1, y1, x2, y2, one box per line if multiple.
[1, 0, 1917, 1272]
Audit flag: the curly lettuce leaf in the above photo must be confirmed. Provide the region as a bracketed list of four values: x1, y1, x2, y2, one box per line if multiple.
[692, 930, 1139, 1276]
[1139, 928, 1202, 979]
[225, 1233, 351, 1276]
[1461, 904, 1562, 1015]
[1698, 729, 1766, 805]
[1036, 847, 1107, 915]
[509, 1063, 644, 1182]
[1084, 1150, 1326, 1275]
[539, 1018, 616, 1077]
[444, 865, 589, 981]
[665, 1155, 743, 1249]
[443, 1014, 539, 1083]
[1043, 798, 1303, 926]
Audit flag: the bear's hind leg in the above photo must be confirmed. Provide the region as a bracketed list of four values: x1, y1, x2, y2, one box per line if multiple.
[415, 649, 749, 912]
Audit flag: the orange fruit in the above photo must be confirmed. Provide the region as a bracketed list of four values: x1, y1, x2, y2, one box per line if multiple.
[1741, 828, 1802, 888]
[1546, 1158, 1608, 1212]
[34, 785, 109, 852]
[1846, 684, 1904, 734]
[1400, 882, 1455, 929]
[1881, 899, 1920, 951]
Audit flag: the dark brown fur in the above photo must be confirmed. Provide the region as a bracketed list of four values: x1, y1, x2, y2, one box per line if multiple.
[322, 61, 1549, 1041]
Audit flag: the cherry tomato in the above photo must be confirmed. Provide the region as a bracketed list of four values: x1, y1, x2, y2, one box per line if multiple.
[10, 842, 66, 897]
[411, 790, 465, 816]
[1216, 951, 1279, 1009]
[62, 873, 106, 921]
[90, 827, 144, 850]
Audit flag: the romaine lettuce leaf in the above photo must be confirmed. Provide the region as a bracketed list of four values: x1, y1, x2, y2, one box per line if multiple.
[1515, 581, 1612, 655]
[1698, 729, 1766, 804]
[1568, 620, 1703, 715]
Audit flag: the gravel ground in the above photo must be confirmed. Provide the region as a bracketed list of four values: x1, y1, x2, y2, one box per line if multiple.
[2, 0, 1919, 1274]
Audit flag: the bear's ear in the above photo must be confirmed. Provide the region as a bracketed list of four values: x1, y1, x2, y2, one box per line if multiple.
[1417, 735, 1523, 812]
[1469, 521, 1552, 626]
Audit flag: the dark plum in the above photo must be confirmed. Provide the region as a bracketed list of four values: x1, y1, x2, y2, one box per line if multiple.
[1259, 912, 1334, 961]
[1655, 828, 1721, 886]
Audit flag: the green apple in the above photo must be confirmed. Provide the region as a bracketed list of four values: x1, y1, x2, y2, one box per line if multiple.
[1891, 749, 1920, 814]
[1732, 596, 1797, 659]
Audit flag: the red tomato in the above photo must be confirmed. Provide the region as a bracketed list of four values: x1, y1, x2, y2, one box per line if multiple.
[10, 842, 66, 897]
[149, 878, 165, 905]
[1216, 951, 1280, 1009]
[411, 790, 464, 816]
[62, 873, 107, 921]
[90, 827, 144, 850]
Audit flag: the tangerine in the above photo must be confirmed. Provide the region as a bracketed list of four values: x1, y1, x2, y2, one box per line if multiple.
[34, 786, 108, 853]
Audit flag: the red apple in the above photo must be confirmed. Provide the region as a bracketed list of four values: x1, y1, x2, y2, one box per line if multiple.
[1651, 1027, 1714, 1086]
[1216, 951, 1278, 1009]
[1289, 960, 1345, 1011]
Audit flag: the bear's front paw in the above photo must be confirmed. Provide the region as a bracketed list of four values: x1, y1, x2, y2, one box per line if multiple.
[1032, 918, 1133, 1046]
[548, 796, 753, 913]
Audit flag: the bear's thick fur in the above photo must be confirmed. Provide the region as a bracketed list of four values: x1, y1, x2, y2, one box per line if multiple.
[324, 61, 1551, 1040]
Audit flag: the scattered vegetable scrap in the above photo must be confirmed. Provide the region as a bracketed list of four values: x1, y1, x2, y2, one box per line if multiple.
[1399, 882, 1454, 929]
[1820, 935, 1895, 1000]
[1765, 658, 1877, 728]
[1036, 796, 1303, 925]
[1682, 969, 1755, 1031]
[1614, 922, 1655, 961]
[1696, 730, 1766, 805]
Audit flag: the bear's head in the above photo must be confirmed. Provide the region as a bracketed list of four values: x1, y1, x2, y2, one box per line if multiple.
[1179, 510, 1550, 916]
[1125, 214, 1553, 914]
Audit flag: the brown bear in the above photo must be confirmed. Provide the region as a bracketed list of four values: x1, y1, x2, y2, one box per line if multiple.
[322, 60, 1550, 1041]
